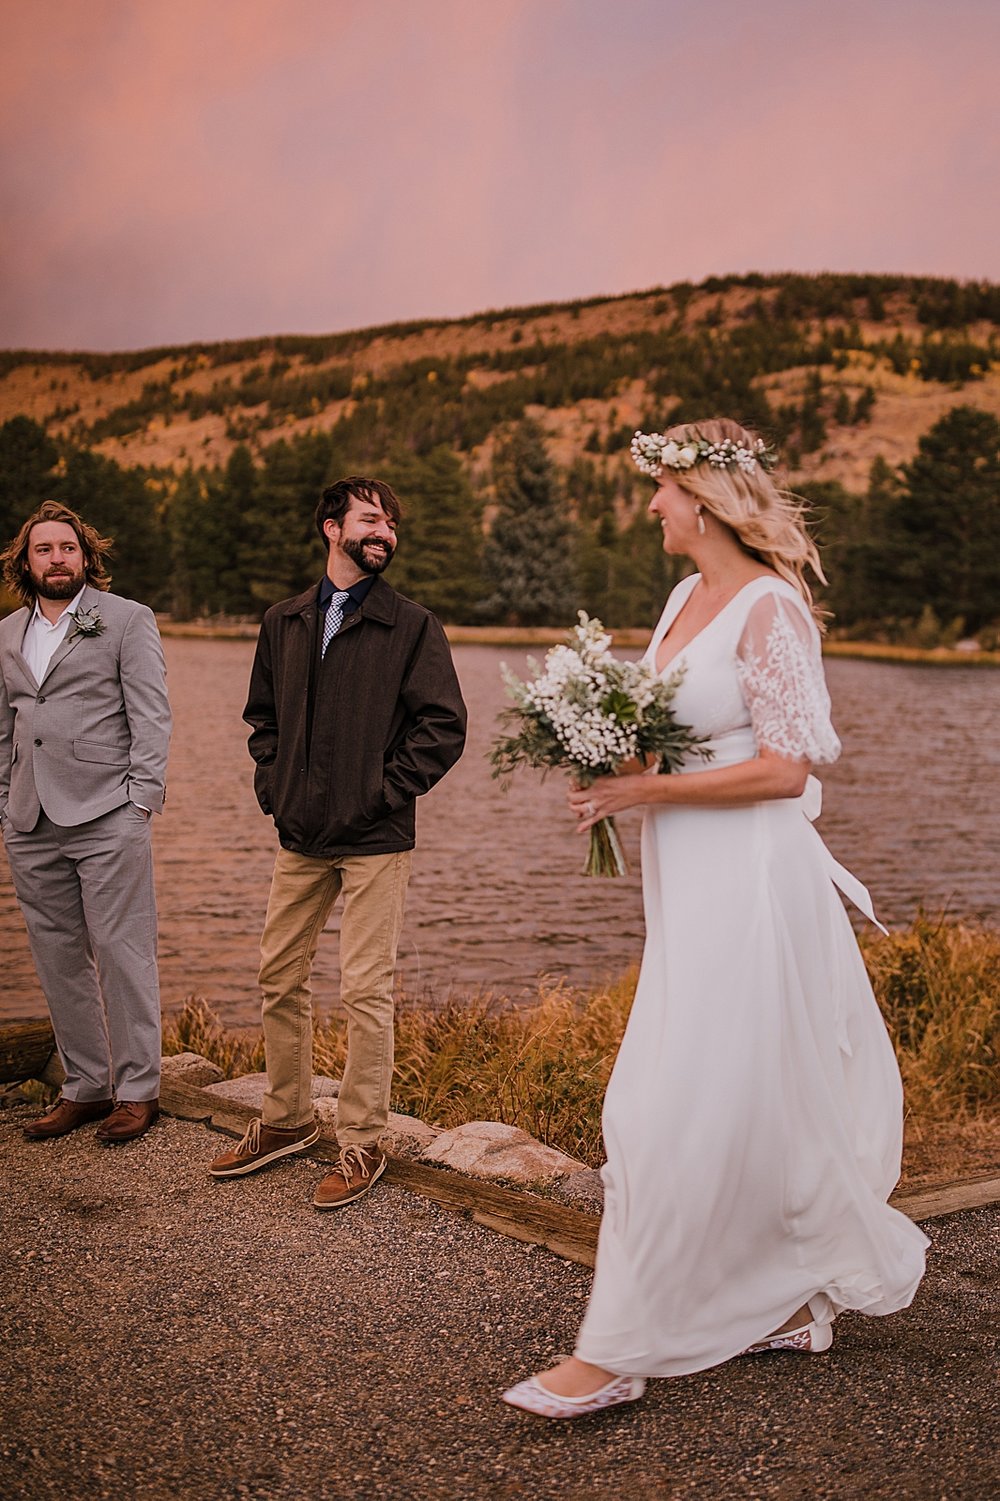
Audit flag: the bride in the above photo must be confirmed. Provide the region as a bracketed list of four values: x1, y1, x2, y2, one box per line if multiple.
[503, 419, 929, 1419]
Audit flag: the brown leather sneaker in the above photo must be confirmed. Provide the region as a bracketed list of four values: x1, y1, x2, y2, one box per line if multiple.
[94, 1098, 159, 1145]
[23, 1096, 114, 1140]
[209, 1117, 320, 1178]
[313, 1143, 386, 1210]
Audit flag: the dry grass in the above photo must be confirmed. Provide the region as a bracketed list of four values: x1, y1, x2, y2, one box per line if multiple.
[164, 919, 1000, 1181]
[860, 917, 1000, 1121]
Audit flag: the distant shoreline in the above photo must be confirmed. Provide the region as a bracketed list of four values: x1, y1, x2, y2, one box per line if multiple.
[156, 618, 1000, 666]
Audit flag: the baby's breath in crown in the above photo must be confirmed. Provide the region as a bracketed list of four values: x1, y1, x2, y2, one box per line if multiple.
[630, 430, 777, 479]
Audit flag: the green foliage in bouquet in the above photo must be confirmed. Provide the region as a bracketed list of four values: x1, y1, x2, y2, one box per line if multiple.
[490, 613, 710, 875]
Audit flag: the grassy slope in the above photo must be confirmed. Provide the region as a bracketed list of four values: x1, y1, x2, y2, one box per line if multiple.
[3, 276, 999, 494]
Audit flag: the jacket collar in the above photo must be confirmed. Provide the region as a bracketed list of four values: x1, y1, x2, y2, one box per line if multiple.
[279, 574, 398, 626]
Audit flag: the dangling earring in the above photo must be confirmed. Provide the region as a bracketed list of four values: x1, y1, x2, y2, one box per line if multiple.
[695, 504, 706, 535]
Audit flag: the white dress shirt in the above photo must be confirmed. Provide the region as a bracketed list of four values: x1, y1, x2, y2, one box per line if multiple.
[21, 587, 85, 685]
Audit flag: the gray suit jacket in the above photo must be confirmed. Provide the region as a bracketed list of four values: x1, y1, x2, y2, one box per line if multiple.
[0, 585, 171, 832]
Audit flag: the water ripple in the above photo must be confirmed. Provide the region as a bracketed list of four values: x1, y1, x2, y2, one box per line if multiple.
[1, 641, 997, 1025]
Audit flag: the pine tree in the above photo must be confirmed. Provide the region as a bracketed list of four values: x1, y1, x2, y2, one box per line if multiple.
[208, 445, 258, 614]
[480, 420, 575, 625]
[893, 406, 1000, 633]
[56, 448, 164, 605]
[167, 468, 212, 618]
[239, 434, 333, 613]
[0, 416, 59, 546]
[380, 446, 483, 620]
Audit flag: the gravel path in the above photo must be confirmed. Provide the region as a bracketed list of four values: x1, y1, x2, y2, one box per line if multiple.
[1, 1104, 997, 1501]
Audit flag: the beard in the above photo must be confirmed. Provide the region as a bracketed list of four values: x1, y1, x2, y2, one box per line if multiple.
[343, 534, 395, 575]
[33, 564, 85, 600]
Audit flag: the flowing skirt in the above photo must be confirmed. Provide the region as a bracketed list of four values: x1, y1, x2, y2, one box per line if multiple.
[575, 797, 929, 1378]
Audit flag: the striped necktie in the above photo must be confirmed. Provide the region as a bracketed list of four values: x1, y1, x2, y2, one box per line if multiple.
[321, 590, 351, 659]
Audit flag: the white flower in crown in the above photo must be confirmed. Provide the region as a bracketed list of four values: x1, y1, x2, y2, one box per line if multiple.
[630, 428, 777, 478]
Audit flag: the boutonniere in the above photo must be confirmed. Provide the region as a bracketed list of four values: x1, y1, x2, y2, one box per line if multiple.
[69, 606, 105, 640]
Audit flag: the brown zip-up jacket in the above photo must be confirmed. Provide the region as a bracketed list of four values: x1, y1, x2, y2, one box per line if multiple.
[244, 575, 467, 857]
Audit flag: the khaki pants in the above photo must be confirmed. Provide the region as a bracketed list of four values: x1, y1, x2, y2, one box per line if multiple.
[258, 846, 411, 1145]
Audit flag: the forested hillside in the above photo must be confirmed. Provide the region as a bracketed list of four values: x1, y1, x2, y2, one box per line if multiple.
[2, 271, 999, 637]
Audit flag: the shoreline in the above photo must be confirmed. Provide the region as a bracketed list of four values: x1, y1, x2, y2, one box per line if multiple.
[155, 618, 1000, 665]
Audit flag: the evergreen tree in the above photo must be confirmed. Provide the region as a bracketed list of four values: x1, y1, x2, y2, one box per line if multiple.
[607, 506, 687, 628]
[480, 420, 575, 625]
[239, 434, 334, 612]
[167, 468, 213, 618]
[893, 406, 1000, 633]
[575, 510, 618, 622]
[208, 445, 259, 614]
[0, 416, 59, 546]
[56, 448, 164, 605]
[380, 446, 483, 620]
[167, 462, 235, 615]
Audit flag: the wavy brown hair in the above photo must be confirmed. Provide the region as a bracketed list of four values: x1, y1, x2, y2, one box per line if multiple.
[661, 418, 827, 619]
[1, 500, 113, 606]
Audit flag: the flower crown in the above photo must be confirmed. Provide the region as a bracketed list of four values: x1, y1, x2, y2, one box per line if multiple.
[630, 429, 777, 479]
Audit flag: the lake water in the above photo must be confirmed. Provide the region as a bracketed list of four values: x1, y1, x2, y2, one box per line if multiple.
[1, 641, 998, 1025]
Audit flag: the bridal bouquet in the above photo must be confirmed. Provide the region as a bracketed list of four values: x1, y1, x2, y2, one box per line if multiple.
[490, 614, 709, 876]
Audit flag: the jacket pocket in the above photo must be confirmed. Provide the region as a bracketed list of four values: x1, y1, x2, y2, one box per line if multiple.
[254, 761, 274, 815]
[73, 738, 128, 765]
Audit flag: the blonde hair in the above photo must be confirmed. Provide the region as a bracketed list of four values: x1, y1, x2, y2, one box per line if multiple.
[662, 418, 826, 619]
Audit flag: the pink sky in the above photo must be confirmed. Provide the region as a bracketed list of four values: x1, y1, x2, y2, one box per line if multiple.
[2, 0, 998, 351]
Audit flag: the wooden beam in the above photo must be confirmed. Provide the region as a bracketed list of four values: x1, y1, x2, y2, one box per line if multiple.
[890, 1171, 1000, 1222]
[160, 1075, 1000, 1262]
[2, 1024, 996, 1265]
[0, 1020, 56, 1084]
[159, 1074, 600, 1265]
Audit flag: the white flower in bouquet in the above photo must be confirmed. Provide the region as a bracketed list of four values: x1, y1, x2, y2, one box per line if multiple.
[490, 614, 711, 876]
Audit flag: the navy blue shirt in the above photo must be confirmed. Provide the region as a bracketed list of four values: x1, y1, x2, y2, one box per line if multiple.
[318, 572, 375, 621]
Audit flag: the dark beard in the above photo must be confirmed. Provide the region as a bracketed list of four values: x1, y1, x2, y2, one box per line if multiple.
[343, 535, 394, 575]
[34, 569, 84, 600]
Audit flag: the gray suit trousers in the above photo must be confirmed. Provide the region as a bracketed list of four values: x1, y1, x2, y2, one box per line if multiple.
[3, 803, 161, 1101]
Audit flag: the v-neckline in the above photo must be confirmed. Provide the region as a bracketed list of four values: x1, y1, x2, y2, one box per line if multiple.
[654, 575, 774, 676]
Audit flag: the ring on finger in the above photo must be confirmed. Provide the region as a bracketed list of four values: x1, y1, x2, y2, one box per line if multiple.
[583, 800, 596, 818]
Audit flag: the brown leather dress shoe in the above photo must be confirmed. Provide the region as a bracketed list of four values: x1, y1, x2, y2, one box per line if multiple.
[23, 1096, 114, 1140]
[94, 1098, 159, 1144]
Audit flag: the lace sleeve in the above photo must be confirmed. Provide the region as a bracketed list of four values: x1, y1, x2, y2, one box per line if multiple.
[735, 592, 841, 765]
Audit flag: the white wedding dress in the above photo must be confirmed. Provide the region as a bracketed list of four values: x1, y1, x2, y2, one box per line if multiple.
[574, 574, 929, 1378]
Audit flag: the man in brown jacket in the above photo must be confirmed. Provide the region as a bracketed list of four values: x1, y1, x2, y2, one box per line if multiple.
[210, 477, 467, 1206]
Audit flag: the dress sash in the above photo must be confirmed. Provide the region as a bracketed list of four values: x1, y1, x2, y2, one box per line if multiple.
[801, 776, 888, 936]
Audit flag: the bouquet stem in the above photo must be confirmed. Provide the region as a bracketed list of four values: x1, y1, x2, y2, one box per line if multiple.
[584, 816, 628, 878]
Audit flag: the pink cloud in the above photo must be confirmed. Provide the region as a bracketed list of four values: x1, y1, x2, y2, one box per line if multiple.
[1, 0, 997, 350]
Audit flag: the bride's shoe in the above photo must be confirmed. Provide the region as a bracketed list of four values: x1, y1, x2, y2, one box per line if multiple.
[502, 1371, 646, 1419]
[741, 1319, 834, 1355]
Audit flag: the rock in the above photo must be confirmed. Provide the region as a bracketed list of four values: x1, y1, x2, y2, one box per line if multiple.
[420, 1121, 587, 1187]
[381, 1111, 440, 1158]
[203, 1073, 340, 1110]
[549, 1166, 605, 1213]
[161, 1052, 225, 1088]
[312, 1098, 439, 1159]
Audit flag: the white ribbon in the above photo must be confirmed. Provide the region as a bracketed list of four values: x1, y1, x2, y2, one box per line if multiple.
[800, 775, 888, 936]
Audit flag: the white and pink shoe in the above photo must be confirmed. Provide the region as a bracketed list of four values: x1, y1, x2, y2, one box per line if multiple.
[741, 1319, 834, 1355]
[502, 1372, 646, 1419]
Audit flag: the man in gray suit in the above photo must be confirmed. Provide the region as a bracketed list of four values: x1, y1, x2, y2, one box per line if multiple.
[0, 500, 171, 1143]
